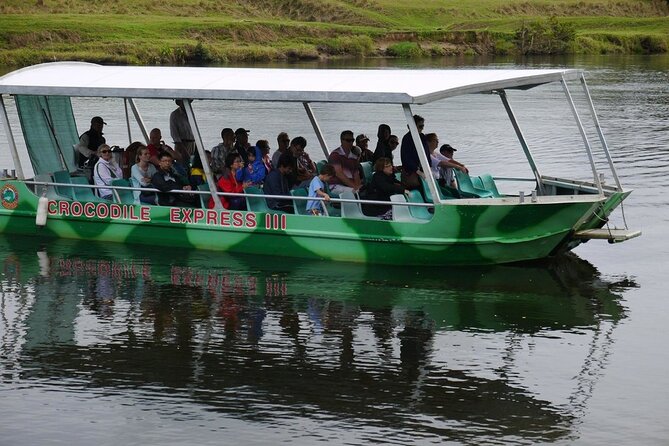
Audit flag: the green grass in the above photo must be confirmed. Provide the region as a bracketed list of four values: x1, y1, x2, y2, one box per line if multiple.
[0, 0, 667, 66]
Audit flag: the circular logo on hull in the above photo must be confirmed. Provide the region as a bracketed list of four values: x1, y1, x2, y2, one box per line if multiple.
[1, 184, 19, 209]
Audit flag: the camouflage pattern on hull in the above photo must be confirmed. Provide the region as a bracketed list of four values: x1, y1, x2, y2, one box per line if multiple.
[0, 181, 624, 266]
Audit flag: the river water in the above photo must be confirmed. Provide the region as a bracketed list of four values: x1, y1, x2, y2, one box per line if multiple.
[0, 55, 668, 445]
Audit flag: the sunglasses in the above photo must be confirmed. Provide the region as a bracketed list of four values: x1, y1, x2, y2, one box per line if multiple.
[100, 150, 110, 154]
[343, 138, 354, 142]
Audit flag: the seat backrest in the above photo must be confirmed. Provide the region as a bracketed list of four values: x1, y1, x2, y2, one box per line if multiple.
[197, 183, 210, 209]
[360, 161, 373, 184]
[71, 176, 105, 202]
[52, 170, 73, 199]
[340, 190, 367, 219]
[455, 170, 493, 198]
[406, 190, 433, 220]
[390, 194, 417, 222]
[479, 173, 502, 197]
[290, 188, 308, 215]
[245, 186, 271, 212]
[419, 177, 434, 203]
[111, 178, 135, 204]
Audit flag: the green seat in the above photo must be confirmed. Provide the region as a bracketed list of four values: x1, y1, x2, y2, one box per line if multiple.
[390, 194, 422, 222]
[454, 171, 494, 198]
[479, 173, 502, 197]
[197, 183, 210, 209]
[53, 170, 74, 199]
[315, 160, 328, 174]
[406, 190, 433, 220]
[71, 176, 105, 202]
[360, 161, 373, 184]
[244, 186, 273, 213]
[111, 178, 136, 204]
[419, 177, 435, 203]
[290, 188, 308, 215]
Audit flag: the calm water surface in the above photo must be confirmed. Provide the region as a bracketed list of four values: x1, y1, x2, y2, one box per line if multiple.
[1, 55, 668, 445]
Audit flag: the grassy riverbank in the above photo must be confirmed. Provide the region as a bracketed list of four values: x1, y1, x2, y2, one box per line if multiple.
[1, 0, 668, 66]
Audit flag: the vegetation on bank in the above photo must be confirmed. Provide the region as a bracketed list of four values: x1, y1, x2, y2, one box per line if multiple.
[0, 0, 668, 66]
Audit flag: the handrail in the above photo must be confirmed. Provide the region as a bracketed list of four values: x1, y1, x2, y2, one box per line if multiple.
[22, 180, 435, 208]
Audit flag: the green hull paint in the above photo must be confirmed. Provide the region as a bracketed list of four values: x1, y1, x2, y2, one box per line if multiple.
[0, 180, 619, 266]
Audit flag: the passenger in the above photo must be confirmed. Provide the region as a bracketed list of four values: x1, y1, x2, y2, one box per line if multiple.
[272, 132, 290, 169]
[169, 99, 195, 163]
[400, 114, 430, 190]
[294, 137, 317, 185]
[285, 136, 308, 188]
[306, 164, 335, 216]
[208, 153, 251, 210]
[211, 127, 235, 175]
[151, 152, 197, 207]
[236, 146, 266, 185]
[372, 124, 392, 162]
[362, 157, 409, 219]
[263, 153, 294, 213]
[257, 139, 273, 174]
[327, 130, 362, 195]
[438, 144, 468, 188]
[189, 150, 211, 187]
[130, 146, 157, 204]
[146, 128, 182, 171]
[234, 128, 251, 164]
[93, 144, 123, 201]
[356, 134, 375, 163]
[76, 116, 106, 168]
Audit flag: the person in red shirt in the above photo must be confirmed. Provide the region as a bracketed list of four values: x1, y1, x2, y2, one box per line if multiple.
[208, 152, 251, 210]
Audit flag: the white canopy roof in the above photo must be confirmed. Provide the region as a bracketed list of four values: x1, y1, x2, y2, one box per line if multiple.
[0, 62, 581, 104]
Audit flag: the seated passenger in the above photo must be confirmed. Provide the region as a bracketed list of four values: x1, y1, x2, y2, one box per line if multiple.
[356, 134, 375, 163]
[93, 144, 123, 201]
[306, 164, 335, 216]
[295, 139, 317, 185]
[237, 146, 266, 185]
[361, 157, 408, 219]
[189, 150, 211, 187]
[211, 127, 235, 176]
[257, 139, 273, 174]
[263, 153, 294, 213]
[372, 124, 392, 162]
[146, 128, 179, 167]
[76, 116, 106, 168]
[131, 146, 157, 204]
[208, 152, 251, 210]
[272, 132, 290, 169]
[151, 152, 197, 207]
[328, 130, 362, 195]
[438, 144, 468, 188]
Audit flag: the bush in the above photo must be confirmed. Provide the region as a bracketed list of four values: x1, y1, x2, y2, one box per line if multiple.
[386, 41, 424, 58]
[514, 17, 576, 55]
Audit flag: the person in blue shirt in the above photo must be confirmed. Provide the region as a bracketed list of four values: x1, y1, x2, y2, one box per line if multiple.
[306, 164, 335, 216]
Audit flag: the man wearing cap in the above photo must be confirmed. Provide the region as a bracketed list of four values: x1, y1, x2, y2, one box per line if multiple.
[233, 128, 251, 164]
[355, 134, 375, 163]
[211, 127, 235, 175]
[437, 143, 468, 189]
[76, 116, 106, 168]
[169, 99, 195, 163]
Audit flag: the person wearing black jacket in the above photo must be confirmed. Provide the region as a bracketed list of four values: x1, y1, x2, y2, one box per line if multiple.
[362, 157, 409, 219]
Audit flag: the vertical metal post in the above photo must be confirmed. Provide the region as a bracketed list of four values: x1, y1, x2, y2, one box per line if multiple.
[561, 77, 604, 196]
[0, 95, 25, 179]
[579, 73, 622, 191]
[303, 102, 330, 159]
[183, 99, 222, 209]
[127, 98, 150, 144]
[402, 104, 440, 203]
[123, 99, 132, 144]
[498, 90, 544, 195]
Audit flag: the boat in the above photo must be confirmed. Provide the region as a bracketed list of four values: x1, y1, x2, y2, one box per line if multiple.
[0, 62, 640, 266]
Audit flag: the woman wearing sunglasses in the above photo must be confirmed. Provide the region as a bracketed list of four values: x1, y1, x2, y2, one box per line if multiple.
[93, 144, 123, 200]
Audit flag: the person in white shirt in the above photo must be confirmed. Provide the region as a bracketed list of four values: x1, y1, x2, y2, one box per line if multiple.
[93, 144, 123, 200]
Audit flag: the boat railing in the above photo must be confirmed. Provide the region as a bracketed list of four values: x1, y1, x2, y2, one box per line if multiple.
[22, 180, 435, 209]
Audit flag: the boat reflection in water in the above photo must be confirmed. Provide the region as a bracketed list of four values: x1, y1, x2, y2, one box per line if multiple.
[0, 235, 635, 443]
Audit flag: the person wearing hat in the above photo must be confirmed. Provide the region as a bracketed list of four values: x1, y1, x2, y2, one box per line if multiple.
[233, 128, 251, 165]
[76, 116, 106, 168]
[437, 143, 468, 189]
[355, 133, 375, 163]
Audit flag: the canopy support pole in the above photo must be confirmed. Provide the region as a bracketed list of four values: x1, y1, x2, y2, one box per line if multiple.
[498, 89, 544, 195]
[561, 76, 604, 196]
[127, 98, 150, 144]
[183, 99, 222, 210]
[402, 104, 440, 203]
[579, 73, 622, 191]
[123, 99, 132, 145]
[303, 102, 330, 158]
[0, 95, 25, 179]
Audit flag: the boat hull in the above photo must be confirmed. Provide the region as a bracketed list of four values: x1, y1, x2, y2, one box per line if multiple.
[0, 181, 624, 266]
